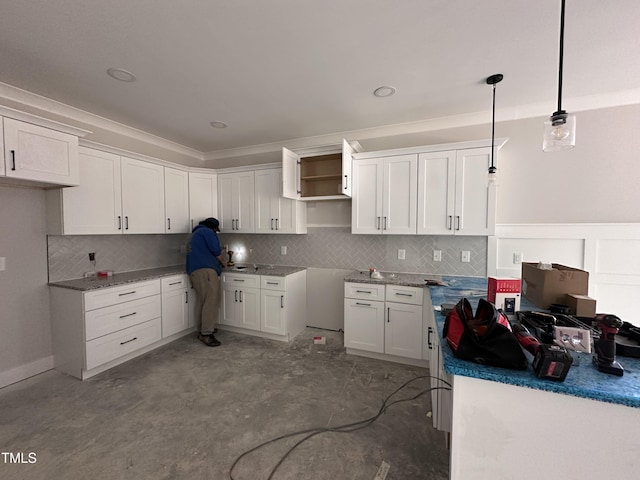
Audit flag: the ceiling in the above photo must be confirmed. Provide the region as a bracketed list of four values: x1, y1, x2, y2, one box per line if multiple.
[1, 0, 639, 157]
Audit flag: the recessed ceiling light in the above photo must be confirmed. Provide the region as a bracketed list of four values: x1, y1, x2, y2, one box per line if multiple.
[106, 68, 136, 82]
[210, 121, 228, 129]
[373, 86, 396, 98]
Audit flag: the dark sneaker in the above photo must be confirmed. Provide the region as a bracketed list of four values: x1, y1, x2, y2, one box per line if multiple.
[198, 334, 221, 347]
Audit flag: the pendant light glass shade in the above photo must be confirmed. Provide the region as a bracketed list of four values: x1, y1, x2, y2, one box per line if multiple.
[543, 111, 576, 152]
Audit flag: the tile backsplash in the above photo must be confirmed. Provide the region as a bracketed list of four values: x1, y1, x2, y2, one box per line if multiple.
[47, 228, 486, 282]
[219, 227, 486, 276]
[47, 234, 189, 282]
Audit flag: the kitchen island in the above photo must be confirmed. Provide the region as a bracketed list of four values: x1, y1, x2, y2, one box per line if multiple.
[429, 276, 640, 480]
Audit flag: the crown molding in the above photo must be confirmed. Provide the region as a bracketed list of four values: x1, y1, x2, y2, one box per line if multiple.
[0, 82, 204, 161]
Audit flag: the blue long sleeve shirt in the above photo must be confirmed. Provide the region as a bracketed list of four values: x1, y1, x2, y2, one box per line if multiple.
[186, 225, 223, 276]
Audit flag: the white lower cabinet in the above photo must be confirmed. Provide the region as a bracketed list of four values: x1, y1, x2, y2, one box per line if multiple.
[220, 270, 307, 341]
[344, 282, 425, 362]
[161, 275, 190, 337]
[425, 300, 453, 433]
[50, 276, 195, 380]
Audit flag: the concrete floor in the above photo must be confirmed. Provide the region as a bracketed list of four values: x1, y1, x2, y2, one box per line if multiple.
[0, 328, 450, 480]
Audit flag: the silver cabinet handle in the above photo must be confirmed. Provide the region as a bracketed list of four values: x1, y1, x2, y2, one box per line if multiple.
[119, 312, 137, 319]
[275, 218, 279, 230]
[125, 216, 129, 230]
[233, 279, 245, 282]
[169, 281, 182, 286]
[118, 216, 122, 230]
[10, 150, 16, 170]
[355, 302, 371, 306]
[387, 307, 390, 322]
[355, 290, 372, 294]
[455, 216, 460, 231]
[120, 337, 137, 345]
[185, 291, 188, 304]
[427, 326, 433, 349]
[167, 218, 171, 230]
[384, 216, 388, 230]
[280, 295, 284, 308]
[344, 174, 348, 191]
[266, 281, 278, 285]
[118, 291, 136, 296]
[447, 215, 453, 230]
[271, 218, 274, 230]
[239, 290, 243, 302]
[395, 292, 413, 297]
[234, 290, 238, 302]
[377, 217, 381, 230]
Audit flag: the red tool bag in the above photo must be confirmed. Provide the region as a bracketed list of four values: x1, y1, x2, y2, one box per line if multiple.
[443, 298, 528, 370]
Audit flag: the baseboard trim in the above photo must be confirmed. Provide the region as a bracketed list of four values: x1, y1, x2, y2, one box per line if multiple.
[0, 356, 54, 389]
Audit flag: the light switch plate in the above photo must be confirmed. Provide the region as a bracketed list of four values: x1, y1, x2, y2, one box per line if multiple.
[461, 251, 471, 263]
[398, 249, 405, 260]
[280, 246, 287, 255]
[433, 250, 442, 262]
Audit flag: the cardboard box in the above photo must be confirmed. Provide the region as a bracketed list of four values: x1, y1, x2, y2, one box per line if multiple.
[521, 263, 589, 309]
[564, 293, 597, 318]
[487, 277, 521, 313]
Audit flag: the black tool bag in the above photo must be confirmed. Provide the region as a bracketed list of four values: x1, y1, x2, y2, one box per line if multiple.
[443, 298, 528, 370]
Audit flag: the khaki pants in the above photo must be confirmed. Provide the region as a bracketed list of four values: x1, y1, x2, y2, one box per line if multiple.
[190, 268, 221, 335]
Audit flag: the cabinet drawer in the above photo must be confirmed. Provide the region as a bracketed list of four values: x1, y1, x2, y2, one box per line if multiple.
[261, 276, 285, 291]
[85, 294, 161, 341]
[85, 318, 162, 371]
[344, 282, 385, 301]
[84, 280, 161, 311]
[223, 273, 260, 288]
[385, 285, 424, 305]
[161, 274, 188, 293]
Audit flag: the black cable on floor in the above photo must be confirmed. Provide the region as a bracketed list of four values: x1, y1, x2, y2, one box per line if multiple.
[228, 375, 452, 480]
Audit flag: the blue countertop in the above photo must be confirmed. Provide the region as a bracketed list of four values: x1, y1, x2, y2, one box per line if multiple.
[431, 276, 640, 409]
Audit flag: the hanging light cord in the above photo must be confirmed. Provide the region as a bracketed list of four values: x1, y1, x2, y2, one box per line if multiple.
[556, 0, 566, 114]
[490, 81, 497, 171]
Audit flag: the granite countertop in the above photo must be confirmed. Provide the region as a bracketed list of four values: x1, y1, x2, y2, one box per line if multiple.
[344, 270, 444, 288]
[223, 264, 307, 277]
[49, 264, 306, 291]
[431, 276, 640, 409]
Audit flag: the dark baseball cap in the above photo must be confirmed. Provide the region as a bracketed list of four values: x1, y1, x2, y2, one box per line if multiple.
[200, 217, 220, 232]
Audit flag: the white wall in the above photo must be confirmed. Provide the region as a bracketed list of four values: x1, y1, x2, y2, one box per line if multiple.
[0, 185, 53, 387]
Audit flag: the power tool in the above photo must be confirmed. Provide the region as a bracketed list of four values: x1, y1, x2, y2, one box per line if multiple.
[592, 313, 624, 376]
[512, 322, 573, 381]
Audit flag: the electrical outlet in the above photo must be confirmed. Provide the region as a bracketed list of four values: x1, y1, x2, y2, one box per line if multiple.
[513, 252, 524, 264]
[281, 246, 287, 255]
[433, 250, 442, 262]
[461, 251, 471, 263]
[398, 249, 406, 260]
[88, 252, 96, 262]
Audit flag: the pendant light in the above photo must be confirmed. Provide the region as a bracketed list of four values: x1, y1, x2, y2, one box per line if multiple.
[486, 73, 503, 185]
[543, 0, 576, 152]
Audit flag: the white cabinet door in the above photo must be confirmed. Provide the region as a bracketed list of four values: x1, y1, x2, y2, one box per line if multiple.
[121, 157, 165, 234]
[385, 302, 423, 359]
[221, 283, 241, 327]
[218, 172, 255, 233]
[341, 139, 355, 197]
[382, 155, 417, 234]
[352, 155, 417, 234]
[455, 147, 496, 235]
[417, 147, 495, 236]
[59, 147, 123, 234]
[351, 158, 383, 234]
[344, 298, 385, 353]
[161, 287, 189, 337]
[417, 150, 456, 235]
[189, 171, 218, 230]
[254, 169, 280, 233]
[282, 147, 300, 200]
[3, 117, 79, 186]
[164, 167, 190, 233]
[261, 290, 286, 335]
[0, 119, 4, 176]
[237, 287, 260, 330]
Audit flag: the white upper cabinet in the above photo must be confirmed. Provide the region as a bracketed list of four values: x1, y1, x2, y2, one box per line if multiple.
[218, 171, 255, 233]
[164, 167, 190, 234]
[282, 139, 360, 201]
[120, 157, 165, 234]
[2, 117, 81, 186]
[351, 154, 418, 235]
[254, 168, 306, 234]
[48, 147, 123, 234]
[417, 147, 496, 236]
[188, 171, 218, 231]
